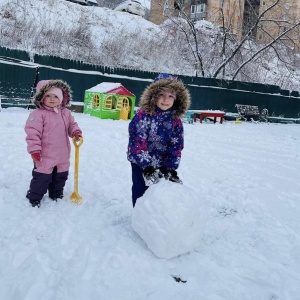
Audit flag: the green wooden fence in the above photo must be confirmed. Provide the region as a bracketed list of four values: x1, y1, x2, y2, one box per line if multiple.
[0, 46, 299, 118]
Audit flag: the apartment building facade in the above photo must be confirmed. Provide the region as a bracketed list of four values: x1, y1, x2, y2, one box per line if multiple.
[150, 0, 300, 50]
[257, 0, 300, 50]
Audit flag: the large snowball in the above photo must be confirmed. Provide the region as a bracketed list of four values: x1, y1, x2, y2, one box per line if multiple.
[131, 180, 207, 259]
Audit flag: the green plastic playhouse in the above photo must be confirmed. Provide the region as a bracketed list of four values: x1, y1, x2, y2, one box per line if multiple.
[84, 82, 136, 120]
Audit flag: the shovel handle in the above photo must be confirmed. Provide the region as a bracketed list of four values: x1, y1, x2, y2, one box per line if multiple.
[72, 137, 84, 147]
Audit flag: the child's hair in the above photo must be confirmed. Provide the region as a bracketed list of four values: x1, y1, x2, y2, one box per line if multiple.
[139, 73, 191, 117]
[34, 79, 72, 108]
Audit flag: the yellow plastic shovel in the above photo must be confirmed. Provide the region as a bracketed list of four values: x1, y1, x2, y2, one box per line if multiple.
[70, 137, 84, 205]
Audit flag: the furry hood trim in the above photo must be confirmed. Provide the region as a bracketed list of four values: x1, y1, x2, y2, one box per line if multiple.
[139, 79, 191, 118]
[34, 79, 72, 108]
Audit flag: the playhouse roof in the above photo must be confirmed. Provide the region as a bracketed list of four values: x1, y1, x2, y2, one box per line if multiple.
[87, 82, 135, 96]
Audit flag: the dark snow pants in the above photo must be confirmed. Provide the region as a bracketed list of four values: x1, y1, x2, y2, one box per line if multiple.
[26, 166, 69, 201]
[131, 163, 148, 207]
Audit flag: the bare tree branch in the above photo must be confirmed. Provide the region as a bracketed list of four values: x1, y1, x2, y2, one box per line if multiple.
[212, 0, 281, 78]
[232, 21, 300, 80]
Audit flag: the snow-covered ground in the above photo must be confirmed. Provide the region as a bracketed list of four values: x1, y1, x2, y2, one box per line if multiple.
[0, 108, 300, 300]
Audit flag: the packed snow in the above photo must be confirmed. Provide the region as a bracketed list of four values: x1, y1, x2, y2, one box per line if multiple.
[0, 108, 300, 300]
[132, 181, 207, 259]
[87, 82, 123, 92]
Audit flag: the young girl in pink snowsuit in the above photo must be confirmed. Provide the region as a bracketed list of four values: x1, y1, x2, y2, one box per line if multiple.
[25, 79, 83, 207]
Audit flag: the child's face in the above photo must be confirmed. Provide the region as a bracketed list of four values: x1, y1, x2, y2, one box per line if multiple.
[156, 90, 176, 111]
[43, 93, 61, 108]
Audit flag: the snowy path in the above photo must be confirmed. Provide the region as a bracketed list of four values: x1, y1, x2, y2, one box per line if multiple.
[0, 109, 300, 300]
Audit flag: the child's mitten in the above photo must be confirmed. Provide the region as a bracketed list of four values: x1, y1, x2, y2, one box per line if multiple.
[159, 166, 170, 179]
[73, 131, 82, 141]
[31, 152, 41, 162]
[169, 170, 183, 184]
[143, 166, 161, 186]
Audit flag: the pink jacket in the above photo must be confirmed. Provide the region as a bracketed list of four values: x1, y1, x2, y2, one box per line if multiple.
[25, 106, 82, 174]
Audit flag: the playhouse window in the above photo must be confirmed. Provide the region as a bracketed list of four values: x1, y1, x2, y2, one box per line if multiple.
[92, 94, 100, 108]
[116, 97, 130, 110]
[104, 95, 117, 110]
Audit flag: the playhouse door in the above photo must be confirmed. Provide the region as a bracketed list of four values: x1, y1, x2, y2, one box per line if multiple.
[117, 97, 130, 120]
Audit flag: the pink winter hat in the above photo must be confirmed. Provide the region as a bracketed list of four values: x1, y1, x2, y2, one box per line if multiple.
[43, 87, 63, 103]
[36, 80, 50, 93]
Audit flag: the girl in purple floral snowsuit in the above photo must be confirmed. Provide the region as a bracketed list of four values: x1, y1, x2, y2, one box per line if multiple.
[127, 73, 191, 207]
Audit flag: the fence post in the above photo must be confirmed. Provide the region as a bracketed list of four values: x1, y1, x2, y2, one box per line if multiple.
[27, 67, 39, 109]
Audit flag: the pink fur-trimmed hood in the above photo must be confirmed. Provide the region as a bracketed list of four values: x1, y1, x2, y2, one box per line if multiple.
[34, 79, 72, 108]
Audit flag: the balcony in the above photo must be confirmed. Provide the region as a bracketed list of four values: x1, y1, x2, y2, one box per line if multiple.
[190, 12, 207, 19]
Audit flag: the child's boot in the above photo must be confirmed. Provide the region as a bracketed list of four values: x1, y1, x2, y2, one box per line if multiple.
[29, 199, 41, 208]
[26, 193, 41, 208]
[49, 195, 64, 202]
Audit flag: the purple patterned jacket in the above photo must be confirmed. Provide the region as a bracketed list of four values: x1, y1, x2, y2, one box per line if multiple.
[127, 107, 184, 170]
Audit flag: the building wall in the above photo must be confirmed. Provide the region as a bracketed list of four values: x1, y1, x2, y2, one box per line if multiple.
[150, 0, 246, 35]
[205, 0, 245, 36]
[150, 0, 165, 24]
[257, 0, 300, 51]
[150, 0, 299, 49]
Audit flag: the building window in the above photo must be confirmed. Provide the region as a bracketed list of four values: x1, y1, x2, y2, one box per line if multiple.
[191, 5, 196, 14]
[191, 3, 206, 18]
[285, 3, 289, 9]
[197, 4, 205, 13]
[283, 14, 289, 21]
[262, 1, 266, 5]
